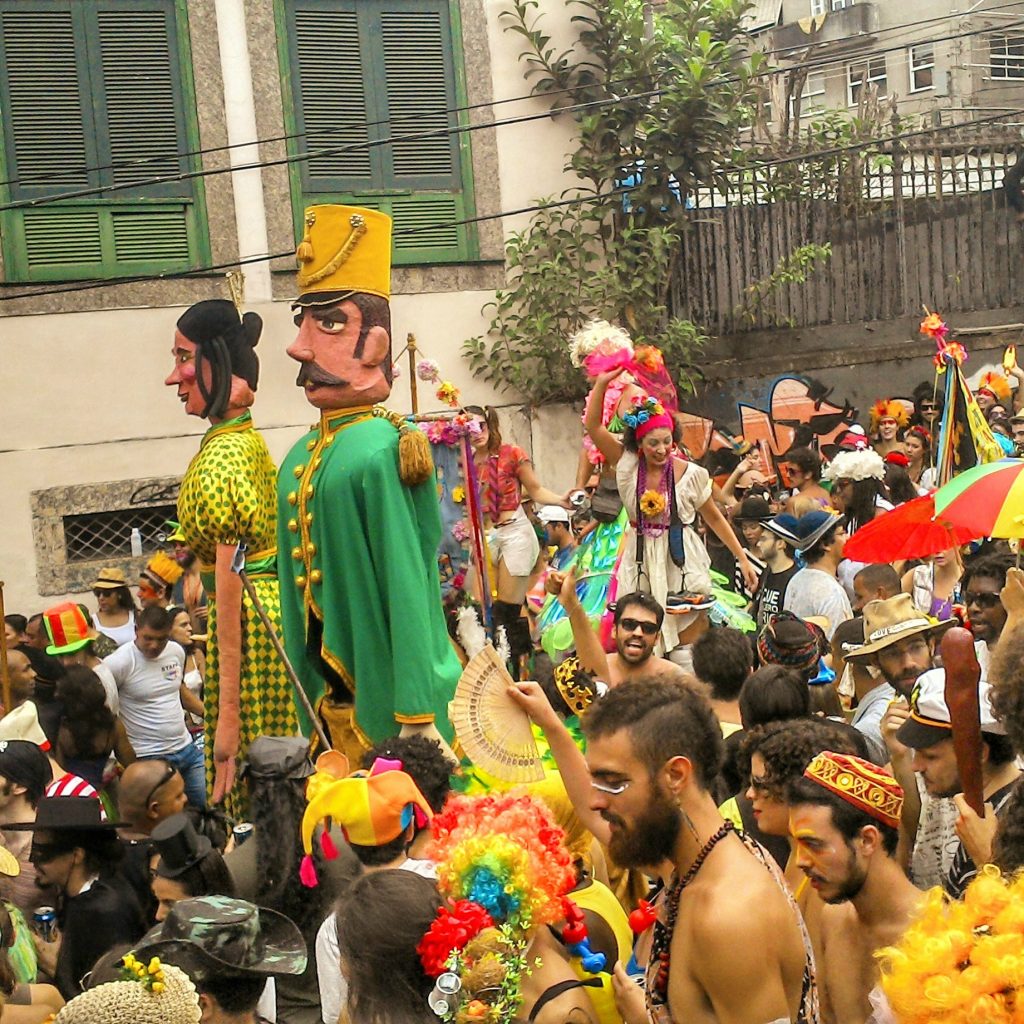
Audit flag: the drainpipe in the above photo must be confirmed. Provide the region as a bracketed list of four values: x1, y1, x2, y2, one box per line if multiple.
[213, 0, 272, 303]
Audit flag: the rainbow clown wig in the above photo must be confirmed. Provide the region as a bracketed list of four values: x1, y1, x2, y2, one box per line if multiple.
[878, 865, 1024, 1024]
[417, 793, 575, 1024]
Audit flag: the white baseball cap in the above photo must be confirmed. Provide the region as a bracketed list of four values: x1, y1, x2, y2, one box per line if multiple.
[895, 667, 1005, 749]
[536, 505, 570, 524]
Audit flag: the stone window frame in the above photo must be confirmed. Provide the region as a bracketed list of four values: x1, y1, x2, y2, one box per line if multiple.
[31, 475, 181, 596]
[245, 0, 506, 301]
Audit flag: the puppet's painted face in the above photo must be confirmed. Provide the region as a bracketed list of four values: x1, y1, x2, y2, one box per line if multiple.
[165, 332, 211, 419]
[288, 300, 390, 411]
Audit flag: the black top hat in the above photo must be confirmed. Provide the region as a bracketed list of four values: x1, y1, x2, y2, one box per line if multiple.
[152, 813, 213, 879]
[6, 796, 126, 832]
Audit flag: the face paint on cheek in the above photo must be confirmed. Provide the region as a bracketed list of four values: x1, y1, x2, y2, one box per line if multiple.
[180, 363, 196, 383]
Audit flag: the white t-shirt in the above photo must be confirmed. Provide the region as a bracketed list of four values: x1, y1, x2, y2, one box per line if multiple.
[91, 661, 119, 716]
[102, 640, 190, 756]
[783, 566, 852, 640]
[316, 858, 437, 1024]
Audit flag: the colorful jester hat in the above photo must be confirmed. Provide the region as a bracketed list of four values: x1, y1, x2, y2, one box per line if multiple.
[418, 793, 576, 1024]
[299, 751, 433, 887]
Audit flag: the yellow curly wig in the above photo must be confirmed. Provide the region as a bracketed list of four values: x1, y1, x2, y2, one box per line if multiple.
[877, 866, 1024, 1024]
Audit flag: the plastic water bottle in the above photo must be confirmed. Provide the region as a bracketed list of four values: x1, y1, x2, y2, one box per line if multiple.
[130, 528, 143, 558]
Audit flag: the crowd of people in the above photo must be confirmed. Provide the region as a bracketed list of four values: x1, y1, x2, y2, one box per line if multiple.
[4, 307, 1024, 1024]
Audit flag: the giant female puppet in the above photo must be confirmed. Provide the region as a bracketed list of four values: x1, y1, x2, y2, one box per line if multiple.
[276, 205, 460, 763]
[166, 301, 299, 811]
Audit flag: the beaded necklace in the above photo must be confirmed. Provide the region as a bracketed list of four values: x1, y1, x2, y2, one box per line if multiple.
[636, 456, 672, 537]
[648, 820, 735, 1004]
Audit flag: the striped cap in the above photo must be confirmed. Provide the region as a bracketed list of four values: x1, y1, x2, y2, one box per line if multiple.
[43, 602, 97, 655]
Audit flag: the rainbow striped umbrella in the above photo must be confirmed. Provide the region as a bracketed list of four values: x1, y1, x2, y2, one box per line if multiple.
[932, 458, 1024, 538]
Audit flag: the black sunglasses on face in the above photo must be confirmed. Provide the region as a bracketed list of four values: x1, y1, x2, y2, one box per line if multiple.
[965, 591, 1002, 609]
[619, 617, 659, 636]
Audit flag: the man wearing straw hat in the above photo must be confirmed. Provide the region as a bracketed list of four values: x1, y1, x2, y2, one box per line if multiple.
[277, 205, 460, 763]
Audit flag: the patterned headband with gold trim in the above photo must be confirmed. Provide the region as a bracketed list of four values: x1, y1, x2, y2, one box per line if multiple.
[553, 656, 596, 717]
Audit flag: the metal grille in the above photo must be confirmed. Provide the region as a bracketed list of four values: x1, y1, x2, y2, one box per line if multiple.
[63, 505, 177, 562]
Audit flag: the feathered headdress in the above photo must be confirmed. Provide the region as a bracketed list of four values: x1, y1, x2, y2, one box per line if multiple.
[976, 370, 1012, 405]
[869, 398, 910, 434]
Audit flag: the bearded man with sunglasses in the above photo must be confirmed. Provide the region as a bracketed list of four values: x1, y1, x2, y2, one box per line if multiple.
[555, 568, 685, 686]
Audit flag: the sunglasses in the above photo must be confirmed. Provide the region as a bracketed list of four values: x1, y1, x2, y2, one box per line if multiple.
[619, 617, 659, 636]
[965, 591, 1002, 609]
[29, 843, 72, 865]
[143, 762, 177, 808]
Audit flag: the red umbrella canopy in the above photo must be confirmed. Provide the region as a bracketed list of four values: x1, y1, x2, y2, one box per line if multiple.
[843, 493, 978, 563]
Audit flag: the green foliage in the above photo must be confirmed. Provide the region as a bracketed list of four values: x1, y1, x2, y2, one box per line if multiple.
[463, 201, 707, 404]
[734, 243, 832, 328]
[462, 0, 758, 403]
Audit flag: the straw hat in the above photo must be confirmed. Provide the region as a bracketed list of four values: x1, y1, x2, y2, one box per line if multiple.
[92, 568, 129, 590]
[844, 594, 955, 662]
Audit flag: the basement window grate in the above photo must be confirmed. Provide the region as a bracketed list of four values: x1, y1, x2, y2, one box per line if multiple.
[63, 505, 178, 563]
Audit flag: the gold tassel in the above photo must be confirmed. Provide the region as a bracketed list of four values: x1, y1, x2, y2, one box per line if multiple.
[398, 424, 434, 486]
[373, 407, 435, 486]
[296, 213, 316, 264]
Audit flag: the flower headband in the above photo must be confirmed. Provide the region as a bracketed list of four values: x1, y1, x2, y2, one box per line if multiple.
[623, 395, 674, 441]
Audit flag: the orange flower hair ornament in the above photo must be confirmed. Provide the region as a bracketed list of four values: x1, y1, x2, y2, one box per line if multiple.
[869, 399, 909, 434]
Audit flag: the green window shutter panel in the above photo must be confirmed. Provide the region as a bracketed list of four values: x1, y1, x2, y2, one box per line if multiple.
[292, 6, 372, 186]
[22, 208, 103, 266]
[380, 8, 457, 186]
[96, 7, 184, 189]
[391, 193, 460, 258]
[0, 9, 91, 193]
[111, 208, 190, 261]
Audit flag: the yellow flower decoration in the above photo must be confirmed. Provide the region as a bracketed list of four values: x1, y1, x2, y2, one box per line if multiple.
[452, 485, 466, 504]
[436, 381, 461, 408]
[639, 490, 666, 519]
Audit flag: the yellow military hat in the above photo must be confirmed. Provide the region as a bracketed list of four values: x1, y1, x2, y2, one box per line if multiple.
[294, 204, 392, 304]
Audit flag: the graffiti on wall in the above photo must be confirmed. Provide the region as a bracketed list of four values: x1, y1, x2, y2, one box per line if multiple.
[678, 376, 859, 459]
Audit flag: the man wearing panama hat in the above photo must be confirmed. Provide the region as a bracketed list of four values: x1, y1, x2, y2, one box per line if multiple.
[843, 594, 955, 763]
[7, 796, 145, 998]
[277, 205, 461, 764]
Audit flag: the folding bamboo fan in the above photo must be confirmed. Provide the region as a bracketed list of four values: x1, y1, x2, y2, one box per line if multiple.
[450, 645, 545, 783]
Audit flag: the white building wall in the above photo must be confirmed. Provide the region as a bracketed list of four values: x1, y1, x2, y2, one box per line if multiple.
[0, 0, 585, 614]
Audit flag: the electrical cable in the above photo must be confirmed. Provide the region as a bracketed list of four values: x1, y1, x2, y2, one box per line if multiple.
[1, 12, 1022, 207]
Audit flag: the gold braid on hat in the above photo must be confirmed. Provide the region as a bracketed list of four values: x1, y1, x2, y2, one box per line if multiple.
[553, 657, 595, 717]
[296, 211, 367, 284]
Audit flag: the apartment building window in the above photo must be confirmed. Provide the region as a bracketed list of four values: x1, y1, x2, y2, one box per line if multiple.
[909, 44, 934, 91]
[0, 0, 209, 282]
[812, 0, 854, 11]
[790, 71, 826, 120]
[848, 56, 887, 105]
[830, 0, 854, 9]
[278, 0, 478, 265]
[990, 34, 1024, 79]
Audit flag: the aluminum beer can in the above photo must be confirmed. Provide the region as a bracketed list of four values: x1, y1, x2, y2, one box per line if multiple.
[232, 823, 254, 847]
[33, 907, 57, 942]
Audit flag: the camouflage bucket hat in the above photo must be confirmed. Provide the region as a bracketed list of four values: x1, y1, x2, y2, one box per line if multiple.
[134, 896, 307, 978]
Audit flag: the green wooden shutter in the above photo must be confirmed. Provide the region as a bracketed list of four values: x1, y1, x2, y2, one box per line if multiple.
[280, 0, 477, 265]
[0, 0, 203, 280]
[290, 2, 374, 189]
[94, 4, 189, 192]
[379, 7, 459, 188]
[0, 4, 95, 196]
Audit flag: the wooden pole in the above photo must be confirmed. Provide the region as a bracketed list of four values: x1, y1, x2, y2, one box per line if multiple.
[407, 333, 419, 415]
[0, 582, 10, 718]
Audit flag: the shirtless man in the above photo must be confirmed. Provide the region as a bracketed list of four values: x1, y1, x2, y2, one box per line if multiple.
[787, 751, 920, 1024]
[552, 568, 684, 685]
[521, 678, 817, 1024]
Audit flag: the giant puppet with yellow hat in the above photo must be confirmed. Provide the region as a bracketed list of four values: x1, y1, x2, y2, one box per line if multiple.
[276, 205, 461, 763]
